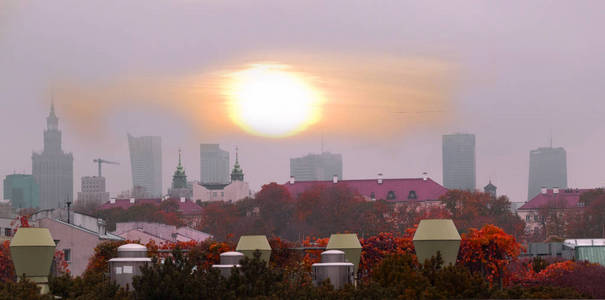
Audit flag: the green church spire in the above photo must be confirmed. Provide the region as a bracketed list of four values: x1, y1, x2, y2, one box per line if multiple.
[230, 147, 244, 182]
[172, 149, 188, 189]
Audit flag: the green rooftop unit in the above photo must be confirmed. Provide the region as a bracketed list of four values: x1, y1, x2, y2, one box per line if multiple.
[236, 235, 272, 264]
[326, 233, 362, 273]
[9, 228, 56, 294]
[413, 219, 461, 266]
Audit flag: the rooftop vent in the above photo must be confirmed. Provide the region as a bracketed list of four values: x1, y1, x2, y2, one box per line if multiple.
[110, 198, 116, 204]
[553, 187, 559, 194]
[541, 186, 547, 194]
[422, 172, 428, 181]
[289, 176, 295, 184]
[180, 197, 186, 203]
[311, 250, 354, 289]
[377, 173, 383, 185]
[333, 175, 339, 184]
[129, 198, 135, 204]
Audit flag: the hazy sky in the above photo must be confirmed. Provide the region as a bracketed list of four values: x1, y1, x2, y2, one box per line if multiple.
[1, 1, 605, 202]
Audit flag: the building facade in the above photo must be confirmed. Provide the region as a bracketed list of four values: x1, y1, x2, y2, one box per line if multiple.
[290, 152, 343, 182]
[528, 146, 567, 200]
[517, 188, 585, 232]
[442, 133, 476, 191]
[77, 176, 110, 206]
[32, 103, 74, 209]
[113, 222, 212, 245]
[127, 134, 162, 197]
[3, 174, 39, 209]
[200, 144, 230, 185]
[284, 175, 448, 206]
[192, 149, 251, 203]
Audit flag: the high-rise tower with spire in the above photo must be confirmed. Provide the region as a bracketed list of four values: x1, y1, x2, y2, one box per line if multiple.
[32, 101, 74, 209]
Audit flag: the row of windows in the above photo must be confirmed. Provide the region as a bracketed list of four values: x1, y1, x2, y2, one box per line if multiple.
[1, 228, 11, 237]
[525, 215, 545, 222]
[370, 190, 418, 200]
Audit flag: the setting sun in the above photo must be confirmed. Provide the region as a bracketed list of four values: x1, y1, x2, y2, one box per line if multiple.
[224, 63, 324, 137]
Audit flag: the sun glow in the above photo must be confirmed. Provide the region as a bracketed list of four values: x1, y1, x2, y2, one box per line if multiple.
[224, 63, 324, 137]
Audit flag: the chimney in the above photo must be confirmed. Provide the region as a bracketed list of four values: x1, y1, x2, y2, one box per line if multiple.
[333, 175, 338, 184]
[422, 172, 428, 181]
[541, 186, 547, 194]
[110, 198, 116, 204]
[377, 173, 383, 184]
[289, 176, 295, 184]
[180, 197, 186, 203]
[553, 187, 559, 194]
[129, 198, 135, 204]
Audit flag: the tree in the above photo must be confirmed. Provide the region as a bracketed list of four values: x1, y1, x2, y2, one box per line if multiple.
[0, 240, 15, 282]
[440, 190, 525, 237]
[458, 224, 522, 288]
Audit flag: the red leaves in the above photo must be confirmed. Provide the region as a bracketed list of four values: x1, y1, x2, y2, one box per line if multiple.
[0, 240, 15, 282]
[458, 224, 523, 286]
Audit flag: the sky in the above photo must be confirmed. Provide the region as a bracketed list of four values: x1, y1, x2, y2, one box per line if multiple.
[1, 0, 605, 202]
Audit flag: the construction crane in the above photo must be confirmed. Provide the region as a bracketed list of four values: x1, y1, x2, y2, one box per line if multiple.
[93, 158, 119, 177]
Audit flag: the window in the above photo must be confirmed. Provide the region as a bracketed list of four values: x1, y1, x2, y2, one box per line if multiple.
[123, 266, 133, 274]
[386, 191, 396, 200]
[212, 192, 217, 197]
[4, 228, 11, 237]
[63, 249, 71, 262]
[525, 215, 530, 222]
[221, 192, 224, 197]
[370, 192, 375, 200]
[534, 215, 540, 222]
[408, 190, 417, 200]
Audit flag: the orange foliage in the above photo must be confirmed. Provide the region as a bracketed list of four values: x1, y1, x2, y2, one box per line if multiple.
[458, 224, 523, 286]
[359, 226, 416, 277]
[301, 236, 329, 268]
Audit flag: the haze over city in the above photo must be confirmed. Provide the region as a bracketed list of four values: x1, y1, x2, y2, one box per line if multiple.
[2, 0, 605, 203]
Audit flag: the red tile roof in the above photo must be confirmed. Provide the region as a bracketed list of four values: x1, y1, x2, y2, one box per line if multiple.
[99, 198, 202, 215]
[283, 177, 448, 203]
[519, 189, 589, 210]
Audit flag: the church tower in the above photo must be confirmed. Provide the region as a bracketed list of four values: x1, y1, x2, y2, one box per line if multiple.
[230, 147, 244, 182]
[169, 149, 191, 198]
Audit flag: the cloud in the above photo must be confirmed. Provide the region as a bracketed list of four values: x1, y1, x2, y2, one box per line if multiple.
[52, 53, 455, 141]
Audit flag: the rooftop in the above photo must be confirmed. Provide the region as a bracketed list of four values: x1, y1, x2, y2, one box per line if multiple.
[99, 197, 202, 215]
[519, 188, 589, 210]
[283, 177, 447, 203]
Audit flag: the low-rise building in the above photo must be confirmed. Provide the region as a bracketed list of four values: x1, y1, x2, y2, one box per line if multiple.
[98, 197, 203, 226]
[283, 174, 448, 207]
[113, 222, 212, 245]
[31, 209, 123, 276]
[517, 188, 587, 232]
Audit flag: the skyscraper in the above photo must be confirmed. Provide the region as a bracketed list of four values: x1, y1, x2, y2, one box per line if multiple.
[442, 133, 476, 190]
[128, 134, 162, 197]
[528, 146, 567, 200]
[32, 103, 74, 209]
[290, 152, 343, 181]
[200, 144, 230, 185]
[3, 174, 39, 209]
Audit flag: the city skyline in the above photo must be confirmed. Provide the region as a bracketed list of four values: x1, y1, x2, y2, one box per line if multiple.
[2, 1, 605, 203]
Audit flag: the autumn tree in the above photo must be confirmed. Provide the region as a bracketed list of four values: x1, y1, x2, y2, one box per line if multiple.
[458, 224, 523, 288]
[440, 190, 525, 237]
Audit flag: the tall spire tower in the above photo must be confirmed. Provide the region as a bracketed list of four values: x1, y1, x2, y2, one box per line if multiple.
[33, 101, 74, 209]
[230, 147, 244, 182]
